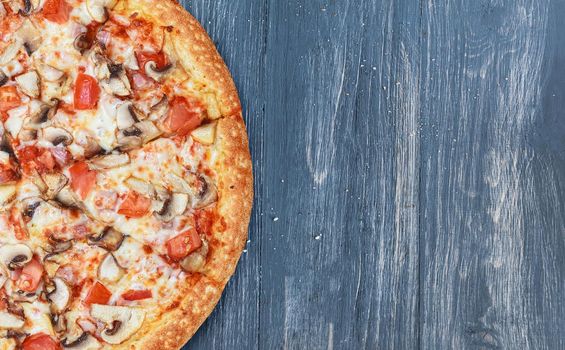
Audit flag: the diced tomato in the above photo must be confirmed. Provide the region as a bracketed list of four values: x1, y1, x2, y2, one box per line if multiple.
[84, 281, 112, 306]
[166, 229, 202, 261]
[122, 289, 152, 301]
[0, 86, 21, 113]
[42, 0, 71, 24]
[22, 333, 61, 350]
[117, 191, 151, 218]
[164, 96, 204, 136]
[18, 146, 57, 175]
[74, 73, 100, 110]
[0, 163, 19, 184]
[135, 51, 168, 73]
[69, 161, 97, 200]
[17, 257, 44, 292]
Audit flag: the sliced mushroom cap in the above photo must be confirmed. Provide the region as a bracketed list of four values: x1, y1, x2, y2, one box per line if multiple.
[124, 177, 154, 197]
[0, 40, 22, 66]
[0, 71, 8, 87]
[62, 332, 102, 349]
[15, 70, 40, 98]
[88, 227, 125, 251]
[191, 174, 218, 209]
[90, 304, 145, 345]
[155, 193, 188, 222]
[21, 197, 42, 220]
[82, 136, 104, 159]
[149, 95, 168, 121]
[54, 186, 83, 209]
[97, 253, 125, 283]
[165, 173, 192, 194]
[16, 19, 41, 54]
[0, 311, 24, 329]
[89, 153, 130, 170]
[116, 134, 142, 151]
[134, 120, 162, 143]
[40, 126, 73, 146]
[47, 278, 71, 313]
[100, 76, 131, 97]
[0, 244, 33, 270]
[37, 64, 65, 82]
[85, 0, 109, 23]
[45, 236, 73, 255]
[40, 172, 69, 199]
[116, 103, 137, 130]
[144, 61, 172, 81]
[180, 239, 209, 273]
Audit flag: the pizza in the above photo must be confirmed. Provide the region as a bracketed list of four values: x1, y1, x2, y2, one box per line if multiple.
[0, 0, 253, 348]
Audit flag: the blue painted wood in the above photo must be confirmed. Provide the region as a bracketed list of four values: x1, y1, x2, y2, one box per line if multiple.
[178, 0, 565, 349]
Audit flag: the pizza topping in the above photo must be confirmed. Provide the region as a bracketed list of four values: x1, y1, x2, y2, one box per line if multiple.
[100, 71, 131, 97]
[0, 309, 25, 329]
[166, 229, 202, 261]
[61, 332, 101, 349]
[121, 289, 152, 301]
[73, 73, 100, 110]
[39, 127, 74, 147]
[84, 281, 111, 306]
[117, 191, 151, 218]
[22, 333, 61, 350]
[190, 174, 218, 209]
[69, 161, 97, 200]
[90, 304, 145, 345]
[116, 120, 161, 150]
[16, 19, 42, 54]
[191, 122, 217, 145]
[87, 227, 124, 251]
[37, 64, 65, 82]
[164, 96, 204, 136]
[0, 244, 33, 270]
[89, 153, 130, 170]
[46, 278, 71, 314]
[97, 253, 124, 283]
[0, 40, 22, 66]
[156, 193, 188, 222]
[15, 70, 40, 98]
[115, 103, 138, 130]
[180, 238, 209, 273]
[143, 61, 172, 82]
[16, 256, 44, 292]
[42, 0, 71, 24]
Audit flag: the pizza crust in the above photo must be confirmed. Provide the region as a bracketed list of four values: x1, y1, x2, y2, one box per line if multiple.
[111, 1, 253, 349]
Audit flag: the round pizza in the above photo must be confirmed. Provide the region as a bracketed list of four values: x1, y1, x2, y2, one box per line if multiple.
[0, 0, 253, 348]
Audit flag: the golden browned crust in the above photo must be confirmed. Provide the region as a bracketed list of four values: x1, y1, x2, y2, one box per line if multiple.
[112, 1, 253, 349]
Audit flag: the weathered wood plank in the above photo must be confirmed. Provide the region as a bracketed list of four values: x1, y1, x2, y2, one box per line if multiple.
[419, 0, 565, 349]
[180, 1, 267, 349]
[259, 1, 420, 349]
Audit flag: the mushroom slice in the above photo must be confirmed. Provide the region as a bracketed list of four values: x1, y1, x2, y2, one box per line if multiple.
[89, 153, 130, 170]
[82, 136, 104, 159]
[135, 120, 162, 143]
[40, 127, 73, 146]
[166, 173, 192, 194]
[85, 0, 108, 23]
[97, 253, 125, 283]
[15, 70, 40, 98]
[180, 239, 209, 273]
[73, 33, 92, 54]
[191, 122, 217, 145]
[62, 332, 101, 349]
[116, 132, 142, 151]
[144, 61, 172, 81]
[16, 19, 41, 54]
[116, 103, 137, 130]
[46, 236, 73, 255]
[0, 71, 8, 87]
[0, 40, 22, 66]
[124, 177, 154, 197]
[37, 64, 65, 82]
[191, 174, 218, 209]
[149, 95, 168, 120]
[100, 77, 130, 97]
[88, 227, 125, 251]
[0, 311, 24, 329]
[155, 193, 188, 222]
[28, 103, 57, 129]
[90, 304, 145, 345]
[41, 172, 69, 199]
[47, 278, 71, 313]
[21, 197, 42, 220]
[0, 244, 32, 270]
[55, 186, 82, 209]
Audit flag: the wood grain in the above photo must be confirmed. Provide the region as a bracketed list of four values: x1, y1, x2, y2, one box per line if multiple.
[179, 0, 565, 349]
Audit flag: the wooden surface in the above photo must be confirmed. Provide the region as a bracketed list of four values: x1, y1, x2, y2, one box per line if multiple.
[180, 0, 565, 349]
